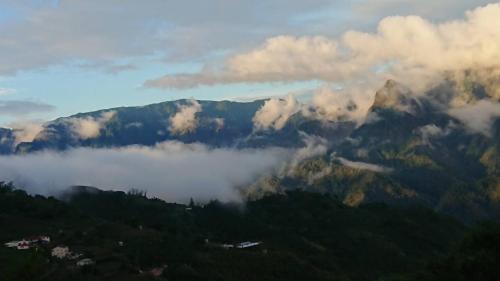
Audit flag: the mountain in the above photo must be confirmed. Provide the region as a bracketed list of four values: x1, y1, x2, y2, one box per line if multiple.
[15, 99, 353, 153]
[0, 128, 14, 154]
[4, 78, 500, 222]
[2, 79, 500, 279]
[278, 80, 500, 222]
[371, 79, 422, 113]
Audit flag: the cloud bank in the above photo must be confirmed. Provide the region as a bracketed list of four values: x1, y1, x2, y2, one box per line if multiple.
[169, 100, 202, 135]
[0, 141, 289, 203]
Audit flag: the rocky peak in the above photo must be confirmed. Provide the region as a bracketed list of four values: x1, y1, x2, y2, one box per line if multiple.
[371, 80, 420, 113]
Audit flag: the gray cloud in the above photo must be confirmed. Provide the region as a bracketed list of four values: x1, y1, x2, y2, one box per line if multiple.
[104, 64, 138, 74]
[418, 124, 443, 144]
[448, 100, 500, 136]
[0, 100, 55, 117]
[0, 0, 495, 74]
[0, 141, 289, 203]
[0, 0, 332, 74]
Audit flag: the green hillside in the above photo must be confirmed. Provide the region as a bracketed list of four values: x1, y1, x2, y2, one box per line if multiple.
[3, 182, 496, 281]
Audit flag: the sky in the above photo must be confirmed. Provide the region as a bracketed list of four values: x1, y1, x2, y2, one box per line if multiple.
[0, 0, 498, 126]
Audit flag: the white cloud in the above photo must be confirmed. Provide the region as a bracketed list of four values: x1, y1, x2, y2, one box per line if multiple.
[448, 100, 500, 136]
[68, 111, 116, 140]
[145, 36, 339, 88]
[303, 86, 375, 124]
[253, 95, 300, 131]
[226, 35, 339, 83]
[336, 156, 393, 173]
[147, 3, 500, 97]
[8, 121, 45, 145]
[169, 100, 202, 135]
[0, 141, 289, 203]
[212, 117, 225, 132]
[286, 133, 328, 175]
[416, 124, 452, 145]
[125, 122, 143, 129]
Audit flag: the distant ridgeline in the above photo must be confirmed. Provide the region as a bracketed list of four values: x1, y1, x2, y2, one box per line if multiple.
[11, 99, 353, 153]
[1, 78, 500, 223]
[2, 182, 500, 281]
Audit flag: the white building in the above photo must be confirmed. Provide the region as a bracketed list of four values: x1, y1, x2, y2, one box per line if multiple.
[38, 236, 51, 243]
[4, 236, 51, 250]
[17, 241, 31, 250]
[5, 240, 31, 250]
[236, 241, 261, 249]
[52, 246, 70, 259]
[76, 258, 95, 267]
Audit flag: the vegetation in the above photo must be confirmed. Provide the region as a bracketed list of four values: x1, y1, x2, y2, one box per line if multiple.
[2, 182, 499, 281]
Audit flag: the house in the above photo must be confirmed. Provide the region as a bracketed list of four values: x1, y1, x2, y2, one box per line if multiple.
[4, 235, 51, 250]
[41, 236, 51, 243]
[150, 265, 168, 277]
[17, 241, 31, 250]
[5, 240, 31, 250]
[236, 241, 261, 249]
[52, 246, 70, 259]
[26, 236, 51, 244]
[76, 258, 95, 267]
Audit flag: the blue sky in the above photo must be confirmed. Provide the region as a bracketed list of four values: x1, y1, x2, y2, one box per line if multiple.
[0, 60, 319, 124]
[0, 0, 496, 126]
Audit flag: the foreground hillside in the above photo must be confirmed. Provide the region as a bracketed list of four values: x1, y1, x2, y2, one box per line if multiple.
[2, 182, 500, 281]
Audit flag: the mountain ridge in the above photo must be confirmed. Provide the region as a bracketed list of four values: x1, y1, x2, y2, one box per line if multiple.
[2, 79, 500, 222]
